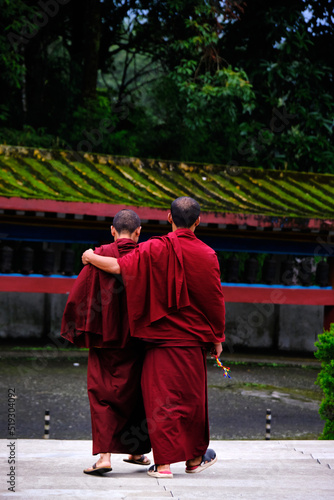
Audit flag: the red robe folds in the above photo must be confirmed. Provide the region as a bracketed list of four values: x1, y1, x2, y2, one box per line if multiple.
[61, 238, 137, 348]
[88, 340, 150, 455]
[118, 229, 225, 464]
[141, 344, 209, 464]
[61, 238, 151, 455]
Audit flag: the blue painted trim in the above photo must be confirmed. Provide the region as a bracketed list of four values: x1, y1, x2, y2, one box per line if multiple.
[221, 282, 331, 290]
[0, 274, 330, 290]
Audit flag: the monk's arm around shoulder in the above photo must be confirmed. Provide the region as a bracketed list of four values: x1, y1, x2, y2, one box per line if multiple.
[82, 248, 120, 274]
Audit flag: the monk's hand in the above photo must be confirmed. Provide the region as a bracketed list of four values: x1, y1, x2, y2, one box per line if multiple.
[82, 248, 94, 265]
[210, 342, 223, 358]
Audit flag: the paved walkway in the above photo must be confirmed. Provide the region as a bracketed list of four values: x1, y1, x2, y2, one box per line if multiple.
[1, 439, 333, 499]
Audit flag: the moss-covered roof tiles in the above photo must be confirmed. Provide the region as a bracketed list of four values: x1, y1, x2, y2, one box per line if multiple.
[0, 145, 333, 219]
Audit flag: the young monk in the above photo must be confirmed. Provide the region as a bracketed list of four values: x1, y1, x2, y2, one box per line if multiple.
[61, 209, 151, 475]
[82, 197, 225, 478]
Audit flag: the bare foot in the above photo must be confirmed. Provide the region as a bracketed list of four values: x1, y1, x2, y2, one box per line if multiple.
[83, 453, 112, 475]
[127, 454, 151, 465]
[96, 453, 111, 468]
[157, 463, 171, 473]
[185, 449, 217, 473]
[186, 455, 202, 467]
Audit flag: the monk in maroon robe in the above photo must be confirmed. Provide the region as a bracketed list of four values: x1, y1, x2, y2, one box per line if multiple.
[61, 209, 151, 475]
[82, 197, 225, 478]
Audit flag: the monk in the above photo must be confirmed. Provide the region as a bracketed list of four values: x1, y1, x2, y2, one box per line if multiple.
[82, 197, 225, 478]
[61, 209, 151, 475]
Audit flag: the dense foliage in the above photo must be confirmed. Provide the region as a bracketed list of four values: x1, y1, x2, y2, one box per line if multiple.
[314, 325, 334, 439]
[0, 0, 333, 171]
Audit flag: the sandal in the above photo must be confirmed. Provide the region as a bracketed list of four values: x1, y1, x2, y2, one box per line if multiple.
[147, 464, 173, 478]
[185, 449, 217, 474]
[83, 462, 112, 475]
[123, 455, 151, 466]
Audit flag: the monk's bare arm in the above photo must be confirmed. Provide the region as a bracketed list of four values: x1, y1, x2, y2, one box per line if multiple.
[81, 249, 120, 274]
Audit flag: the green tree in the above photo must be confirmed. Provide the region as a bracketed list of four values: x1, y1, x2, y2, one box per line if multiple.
[219, 0, 334, 172]
[314, 325, 334, 439]
[0, 0, 332, 172]
[126, 1, 255, 162]
[0, 0, 35, 125]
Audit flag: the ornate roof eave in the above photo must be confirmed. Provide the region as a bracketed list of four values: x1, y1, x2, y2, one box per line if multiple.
[1, 145, 334, 231]
[0, 195, 333, 232]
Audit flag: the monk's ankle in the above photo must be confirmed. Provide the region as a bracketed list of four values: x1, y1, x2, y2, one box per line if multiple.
[99, 453, 111, 465]
[186, 455, 201, 467]
[157, 464, 170, 472]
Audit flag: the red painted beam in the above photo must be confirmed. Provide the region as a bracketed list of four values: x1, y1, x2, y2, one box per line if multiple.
[0, 276, 76, 294]
[0, 196, 168, 222]
[1, 276, 334, 305]
[222, 286, 334, 305]
[0, 196, 333, 230]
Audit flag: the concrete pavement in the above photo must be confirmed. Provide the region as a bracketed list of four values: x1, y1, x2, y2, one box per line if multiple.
[1, 439, 333, 499]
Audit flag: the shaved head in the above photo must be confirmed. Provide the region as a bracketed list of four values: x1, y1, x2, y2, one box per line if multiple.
[112, 209, 141, 234]
[170, 197, 201, 228]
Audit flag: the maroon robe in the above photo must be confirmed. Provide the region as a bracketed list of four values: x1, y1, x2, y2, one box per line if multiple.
[88, 341, 150, 455]
[118, 229, 225, 344]
[141, 344, 209, 464]
[60, 238, 151, 455]
[118, 229, 225, 464]
[61, 238, 137, 348]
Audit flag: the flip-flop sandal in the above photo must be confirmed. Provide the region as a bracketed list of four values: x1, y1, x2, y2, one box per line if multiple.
[123, 455, 151, 466]
[185, 449, 217, 474]
[83, 463, 112, 475]
[147, 465, 173, 478]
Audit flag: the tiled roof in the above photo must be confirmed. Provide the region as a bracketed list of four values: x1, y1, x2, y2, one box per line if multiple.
[0, 145, 333, 219]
